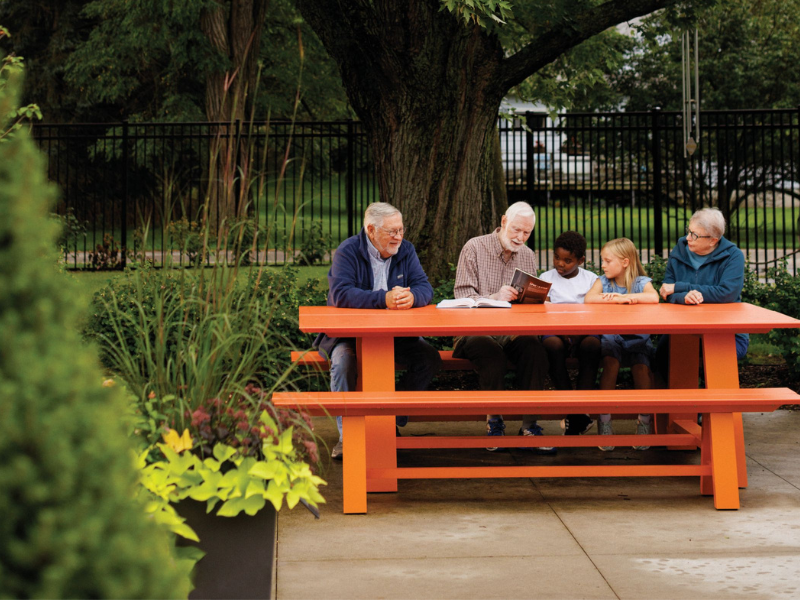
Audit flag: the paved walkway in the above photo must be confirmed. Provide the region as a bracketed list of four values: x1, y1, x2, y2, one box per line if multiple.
[277, 411, 800, 599]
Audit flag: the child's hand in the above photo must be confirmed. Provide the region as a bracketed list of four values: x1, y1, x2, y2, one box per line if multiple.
[600, 292, 622, 302]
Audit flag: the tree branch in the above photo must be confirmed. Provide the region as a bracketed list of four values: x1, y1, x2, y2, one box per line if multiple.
[499, 0, 682, 92]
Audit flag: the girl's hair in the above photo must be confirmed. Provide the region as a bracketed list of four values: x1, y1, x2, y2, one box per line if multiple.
[554, 230, 587, 259]
[602, 237, 646, 293]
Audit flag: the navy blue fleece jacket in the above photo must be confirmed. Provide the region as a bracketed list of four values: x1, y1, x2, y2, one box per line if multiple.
[314, 229, 434, 357]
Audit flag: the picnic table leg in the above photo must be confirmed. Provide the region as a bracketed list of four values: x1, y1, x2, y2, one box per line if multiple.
[663, 334, 700, 449]
[342, 416, 367, 514]
[702, 333, 747, 489]
[357, 337, 398, 493]
[706, 412, 740, 510]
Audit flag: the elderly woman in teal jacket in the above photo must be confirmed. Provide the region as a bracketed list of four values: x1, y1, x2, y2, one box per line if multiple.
[655, 207, 749, 379]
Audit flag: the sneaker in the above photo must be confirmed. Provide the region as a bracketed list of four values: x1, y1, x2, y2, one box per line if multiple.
[597, 420, 615, 451]
[633, 419, 651, 451]
[331, 440, 343, 460]
[486, 417, 505, 451]
[519, 424, 557, 455]
[561, 414, 595, 436]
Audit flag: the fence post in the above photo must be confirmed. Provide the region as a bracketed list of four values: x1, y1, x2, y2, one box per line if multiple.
[346, 120, 355, 238]
[651, 108, 663, 257]
[121, 120, 129, 268]
[525, 111, 534, 206]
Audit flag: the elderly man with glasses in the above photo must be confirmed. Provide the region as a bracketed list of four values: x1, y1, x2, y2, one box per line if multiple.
[315, 202, 442, 459]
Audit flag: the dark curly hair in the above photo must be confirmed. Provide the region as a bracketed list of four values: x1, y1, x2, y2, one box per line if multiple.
[553, 231, 587, 259]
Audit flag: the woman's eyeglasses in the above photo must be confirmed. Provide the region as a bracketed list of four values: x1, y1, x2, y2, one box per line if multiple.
[685, 227, 713, 241]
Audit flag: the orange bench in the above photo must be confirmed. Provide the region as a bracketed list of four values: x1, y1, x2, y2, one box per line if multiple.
[291, 350, 579, 371]
[273, 387, 800, 513]
[293, 349, 478, 371]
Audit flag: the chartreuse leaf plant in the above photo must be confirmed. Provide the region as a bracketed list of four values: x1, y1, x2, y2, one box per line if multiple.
[138, 406, 325, 543]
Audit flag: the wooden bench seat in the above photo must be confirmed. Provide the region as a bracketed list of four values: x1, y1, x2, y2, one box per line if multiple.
[273, 387, 800, 513]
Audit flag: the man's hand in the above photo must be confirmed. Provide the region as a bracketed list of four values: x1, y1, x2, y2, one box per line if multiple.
[659, 283, 675, 300]
[386, 286, 414, 310]
[491, 285, 519, 302]
[684, 290, 704, 305]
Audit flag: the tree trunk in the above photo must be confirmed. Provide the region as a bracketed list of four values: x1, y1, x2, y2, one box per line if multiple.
[297, 1, 508, 282]
[200, 0, 268, 234]
[297, 0, 681, 282]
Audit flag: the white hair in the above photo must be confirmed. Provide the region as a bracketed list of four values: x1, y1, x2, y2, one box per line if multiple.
[364, 202, 401, 229]
[690, 208, 726, 238]
[505, 201, 536, 227]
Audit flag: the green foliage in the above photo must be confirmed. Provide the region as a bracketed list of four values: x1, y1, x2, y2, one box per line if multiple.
[296, 220, 331, 266]
[645, 255, 668, 288]
[227, 217, 261, 267]
[51, 207, 87, 251]
[0, 26, 41, 140]
[85, 264, 328, 427]
[168, 217, 205, 266]
[440, 0, 513, 26]
[600, 0, 800, 111]
[0, 74, 186, 597]
[741, 262, 800, 377]
[140, 408, 325, 520]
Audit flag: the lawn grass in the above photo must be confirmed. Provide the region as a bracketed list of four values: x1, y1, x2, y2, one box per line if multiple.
[71, 198, 799, 262]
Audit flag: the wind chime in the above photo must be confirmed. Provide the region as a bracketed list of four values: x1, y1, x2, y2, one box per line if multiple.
[682, 29, 700, 157]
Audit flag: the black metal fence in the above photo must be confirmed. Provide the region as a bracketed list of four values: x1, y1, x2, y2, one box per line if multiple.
[500, 109, 800, 272]
[35, 109, 799, 273]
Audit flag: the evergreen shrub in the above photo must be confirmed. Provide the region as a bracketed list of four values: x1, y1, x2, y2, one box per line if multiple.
[0, 73, 187, 598]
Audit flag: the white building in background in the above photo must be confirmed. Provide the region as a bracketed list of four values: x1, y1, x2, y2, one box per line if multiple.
[498, 97, 594, 184]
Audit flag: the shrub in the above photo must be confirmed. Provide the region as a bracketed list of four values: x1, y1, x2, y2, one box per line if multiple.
[644, 255, 667, 288]
[296, 220, 331, 266]
[742, 261, 800, 376]
[86, 265, 327, 392]
[0, 72, 186, 598]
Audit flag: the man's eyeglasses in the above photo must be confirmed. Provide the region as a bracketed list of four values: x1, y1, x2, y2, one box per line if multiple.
[685, 227, 713, 241]
[380, 227, 406, 237]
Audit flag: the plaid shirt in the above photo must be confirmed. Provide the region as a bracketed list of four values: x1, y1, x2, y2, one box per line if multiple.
[454, 228, 539, 300]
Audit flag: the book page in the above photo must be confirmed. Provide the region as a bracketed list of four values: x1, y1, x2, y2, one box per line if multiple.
[437, 298, 476, 308]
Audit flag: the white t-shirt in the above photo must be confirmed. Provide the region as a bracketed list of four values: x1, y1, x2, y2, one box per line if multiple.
[539, 267, 598, 304]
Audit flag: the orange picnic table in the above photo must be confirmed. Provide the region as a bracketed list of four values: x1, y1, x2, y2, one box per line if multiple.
[284, 302, 800, 512]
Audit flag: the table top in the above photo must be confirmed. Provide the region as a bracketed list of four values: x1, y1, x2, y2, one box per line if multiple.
[299, 302, 800, 337]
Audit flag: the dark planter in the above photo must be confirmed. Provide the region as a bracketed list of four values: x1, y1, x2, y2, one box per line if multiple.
[176, 500, 277, 600]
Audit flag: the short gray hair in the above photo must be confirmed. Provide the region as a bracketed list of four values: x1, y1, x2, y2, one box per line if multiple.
[690, 208, 726, 238]
[364, 202, 401, 229]
[505, 201, 536, 226]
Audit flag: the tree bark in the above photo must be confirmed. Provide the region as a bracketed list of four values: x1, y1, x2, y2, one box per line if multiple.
[200, 0, 269, 233]
[296, 0, 683, 282]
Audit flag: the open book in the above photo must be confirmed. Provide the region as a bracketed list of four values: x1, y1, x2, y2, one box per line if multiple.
[437, 297, 512, 309]
[511, 268, 552, 304]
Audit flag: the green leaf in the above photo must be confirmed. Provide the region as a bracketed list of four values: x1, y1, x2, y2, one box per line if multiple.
[212, 444, 236, 463]
[248, 460, 280, 480]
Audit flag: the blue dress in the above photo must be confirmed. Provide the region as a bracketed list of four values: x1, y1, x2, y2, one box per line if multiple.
[599, 275, 654, 367]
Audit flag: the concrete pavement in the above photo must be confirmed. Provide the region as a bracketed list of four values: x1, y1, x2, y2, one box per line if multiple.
[276, 411, 800, 599]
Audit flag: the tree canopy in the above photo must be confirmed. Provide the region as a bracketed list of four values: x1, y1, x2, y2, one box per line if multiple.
[580, 0, 800, 110]
[0, 0, 350, 122]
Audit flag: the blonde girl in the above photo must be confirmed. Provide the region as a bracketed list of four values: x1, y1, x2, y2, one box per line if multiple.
[585, 238, 659, 450]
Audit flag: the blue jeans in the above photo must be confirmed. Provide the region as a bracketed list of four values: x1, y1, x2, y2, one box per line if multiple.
[322, 337, 442, 441]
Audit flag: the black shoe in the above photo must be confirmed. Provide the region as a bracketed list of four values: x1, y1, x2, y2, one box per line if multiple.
[561, 414, 595, 436]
